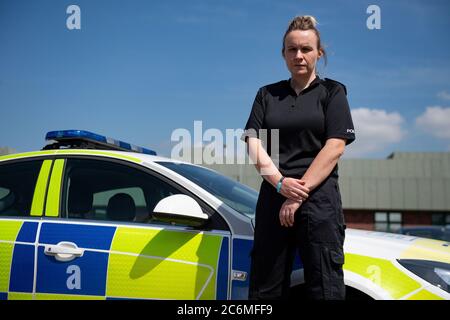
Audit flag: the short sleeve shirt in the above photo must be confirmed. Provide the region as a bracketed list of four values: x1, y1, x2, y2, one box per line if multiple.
[242, 76, 355, 177]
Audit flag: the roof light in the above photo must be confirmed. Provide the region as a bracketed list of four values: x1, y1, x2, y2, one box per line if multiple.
[44, 130, 157, 155]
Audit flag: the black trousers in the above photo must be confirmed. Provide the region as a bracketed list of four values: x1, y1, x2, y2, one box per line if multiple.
[249, 176, 346, 300]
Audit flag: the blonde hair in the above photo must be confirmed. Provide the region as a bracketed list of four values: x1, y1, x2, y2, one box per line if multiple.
[282, 15, 327, 64]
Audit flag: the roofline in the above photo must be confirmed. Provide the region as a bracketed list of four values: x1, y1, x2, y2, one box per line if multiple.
[0, 149, 143, 163]
[0, 149, 197, 166]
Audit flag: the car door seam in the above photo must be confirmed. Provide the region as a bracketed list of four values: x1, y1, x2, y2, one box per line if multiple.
[104, 226, 118, 299]
[32, 220, 43, 300]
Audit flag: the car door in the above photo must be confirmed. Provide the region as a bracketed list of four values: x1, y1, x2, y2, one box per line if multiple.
[24, 157, 112, 300]
[35, 156, 231, 300]
[0, 158, 52, 300]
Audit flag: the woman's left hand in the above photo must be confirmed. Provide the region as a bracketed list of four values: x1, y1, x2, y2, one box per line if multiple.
[279, 198, 302, 227]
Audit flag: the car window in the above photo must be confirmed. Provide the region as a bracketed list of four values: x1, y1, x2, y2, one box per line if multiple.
[0, 160, 43, 217]
[0, 188, 9, 198]
[93, 187, 147, 221]
[63, 158, 182, 224]
[157, 162, 258, 219]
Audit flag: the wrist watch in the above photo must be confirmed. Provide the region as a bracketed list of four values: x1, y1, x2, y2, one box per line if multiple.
[276, 177, 285, 193]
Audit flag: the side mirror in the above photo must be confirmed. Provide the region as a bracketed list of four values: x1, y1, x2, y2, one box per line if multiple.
[153, 194, 209, 227]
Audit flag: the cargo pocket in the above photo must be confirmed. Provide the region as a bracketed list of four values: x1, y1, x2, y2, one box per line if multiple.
[319, 246, 346, 300]
[328, 247, 346, 300]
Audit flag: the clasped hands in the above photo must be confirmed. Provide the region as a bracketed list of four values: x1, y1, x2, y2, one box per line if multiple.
[278, 177, 310, 227]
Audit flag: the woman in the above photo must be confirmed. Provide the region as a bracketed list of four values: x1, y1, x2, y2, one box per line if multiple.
[242, 15, 355, 300]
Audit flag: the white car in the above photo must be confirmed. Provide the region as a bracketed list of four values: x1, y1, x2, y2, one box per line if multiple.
[0, 130, 449, 300]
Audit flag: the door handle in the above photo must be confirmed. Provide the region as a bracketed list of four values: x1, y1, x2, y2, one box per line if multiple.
[44, 241, 84, 262]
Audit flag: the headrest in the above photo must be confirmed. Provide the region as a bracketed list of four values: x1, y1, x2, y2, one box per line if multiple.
[106, 193, 136, 222]
[0, 190, 15, 212]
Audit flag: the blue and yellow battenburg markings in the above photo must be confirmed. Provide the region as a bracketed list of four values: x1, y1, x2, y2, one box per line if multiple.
[4, 219, 446, 300]
[216, 237, 229, 300]
[0, 220, 23, 299]
[106, 226, 227, 299]
[231, 238, 253, 300]
[0, 220, 229, 300]
[9, 222, 39, 294]
[36, 223, 114, 297]
[344, 253, 445, 300]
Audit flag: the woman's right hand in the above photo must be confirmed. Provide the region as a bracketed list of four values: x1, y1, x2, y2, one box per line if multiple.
[279, 177, 310, 202]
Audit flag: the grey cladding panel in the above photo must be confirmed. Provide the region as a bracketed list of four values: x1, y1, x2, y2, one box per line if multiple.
[404, 178, 418, 209]
[417, 178, 432, 210]
[390, 178, 405, 210]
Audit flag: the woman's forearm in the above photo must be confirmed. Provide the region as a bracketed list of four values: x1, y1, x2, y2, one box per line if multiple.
[247, 137, 283, 187]
[301, 138, 346, 191]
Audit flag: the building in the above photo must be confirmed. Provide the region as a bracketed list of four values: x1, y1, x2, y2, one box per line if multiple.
[205, 152, 450, 232]
[339, 152, 450, 231]
[0, 147, 16, 156]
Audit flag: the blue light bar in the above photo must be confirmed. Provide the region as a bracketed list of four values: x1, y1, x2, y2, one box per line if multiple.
[45, 130, 157, 155]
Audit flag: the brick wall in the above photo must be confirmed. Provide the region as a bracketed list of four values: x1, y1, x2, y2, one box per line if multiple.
[344, 209, 374, 230]
[344, 209, 438, 230]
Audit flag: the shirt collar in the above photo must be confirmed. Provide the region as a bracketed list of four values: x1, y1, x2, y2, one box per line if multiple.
[286, 75, 322, 95]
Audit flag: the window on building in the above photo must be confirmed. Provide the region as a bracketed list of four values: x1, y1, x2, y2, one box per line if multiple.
[374, 212, 387, 232]
[432, 213, 450, 226]
[388, 212, 402, 232]
[374, 211, 402, 232]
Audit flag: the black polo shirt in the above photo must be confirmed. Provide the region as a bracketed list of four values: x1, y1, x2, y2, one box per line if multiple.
[242, 76, 355, 178]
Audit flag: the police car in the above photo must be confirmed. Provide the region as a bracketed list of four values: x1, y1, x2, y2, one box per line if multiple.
[0, 130, 449, 300]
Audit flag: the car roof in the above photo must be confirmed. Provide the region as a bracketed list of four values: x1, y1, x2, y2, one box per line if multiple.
[0, 149, 189, 165]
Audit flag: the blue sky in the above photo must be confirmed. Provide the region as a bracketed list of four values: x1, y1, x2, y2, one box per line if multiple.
[1, 0, 450, 158]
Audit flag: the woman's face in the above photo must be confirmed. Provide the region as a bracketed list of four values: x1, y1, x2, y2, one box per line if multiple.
[283, 30, 322, 77]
